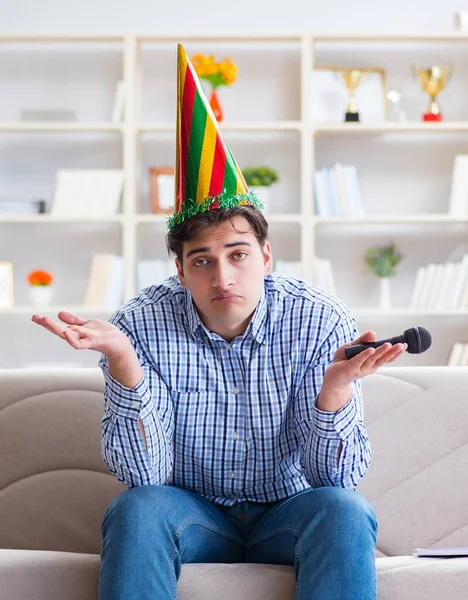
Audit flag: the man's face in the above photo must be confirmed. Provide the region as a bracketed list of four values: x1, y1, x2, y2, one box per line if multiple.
[176, 216, 272, 340]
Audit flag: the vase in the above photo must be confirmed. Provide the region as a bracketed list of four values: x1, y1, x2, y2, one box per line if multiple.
[209, 90, 223, 122]
[379, 277, 391, 310]
[29, 285, 53, 307]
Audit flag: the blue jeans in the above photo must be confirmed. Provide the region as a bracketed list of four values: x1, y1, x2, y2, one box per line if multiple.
[99, 485, 377, 600]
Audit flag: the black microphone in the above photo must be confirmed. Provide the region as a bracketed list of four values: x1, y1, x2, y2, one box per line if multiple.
[345, 326, 432, 360]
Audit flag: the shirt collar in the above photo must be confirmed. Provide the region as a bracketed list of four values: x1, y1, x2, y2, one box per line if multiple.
[183, 283, 268, 345]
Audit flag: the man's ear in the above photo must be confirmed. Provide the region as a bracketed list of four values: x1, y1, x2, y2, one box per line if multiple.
[175, 258, 186, 288]
[263, 242, 273, 276]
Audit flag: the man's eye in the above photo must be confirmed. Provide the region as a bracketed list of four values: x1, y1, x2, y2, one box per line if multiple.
[234, 252, 247, 260]
[193, 259, 208, 267]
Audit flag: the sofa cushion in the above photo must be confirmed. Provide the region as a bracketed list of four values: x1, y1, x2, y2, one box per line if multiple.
[1, 550, 467, 600]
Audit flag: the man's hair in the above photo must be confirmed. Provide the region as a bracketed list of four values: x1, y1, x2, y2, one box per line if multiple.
[166, 205, 269, 264]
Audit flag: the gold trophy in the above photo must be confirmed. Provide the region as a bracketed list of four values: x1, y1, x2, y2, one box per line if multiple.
[412, 64, 452, 122]
[340, 69, 364, 122]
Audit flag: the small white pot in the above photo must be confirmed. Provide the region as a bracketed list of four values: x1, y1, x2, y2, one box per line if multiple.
[379, 277, 391, 310]
[29, 285, 53, 307]
[252, 186, 271, 214]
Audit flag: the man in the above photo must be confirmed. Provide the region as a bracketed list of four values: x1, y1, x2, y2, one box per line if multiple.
[32, 45, 407, 600]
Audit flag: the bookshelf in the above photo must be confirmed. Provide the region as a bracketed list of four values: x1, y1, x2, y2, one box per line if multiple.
[0, 32, 468, 367]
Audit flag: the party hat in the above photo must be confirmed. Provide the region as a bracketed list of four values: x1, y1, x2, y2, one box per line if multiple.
[167, 44, 262, 229]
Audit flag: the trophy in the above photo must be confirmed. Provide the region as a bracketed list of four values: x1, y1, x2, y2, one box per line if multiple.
[339, 69, 364, 122]
[412, 64, 453, 122]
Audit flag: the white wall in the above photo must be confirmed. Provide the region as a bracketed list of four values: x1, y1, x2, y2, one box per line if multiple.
[0, 0, 462, 35]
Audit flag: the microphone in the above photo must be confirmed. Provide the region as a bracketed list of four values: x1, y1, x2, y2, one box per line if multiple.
[345, 326, 432, 360]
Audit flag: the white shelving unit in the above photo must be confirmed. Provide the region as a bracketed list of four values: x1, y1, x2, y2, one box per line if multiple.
[0, 33, 467, 367]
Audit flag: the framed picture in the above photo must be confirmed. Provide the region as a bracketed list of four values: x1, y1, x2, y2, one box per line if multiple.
[0, 262, 14, 309]
[149, 167, 175, 214]
[311, 66, 388, 123]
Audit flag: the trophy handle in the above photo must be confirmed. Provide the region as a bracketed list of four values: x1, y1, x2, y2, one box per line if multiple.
[445, 62, 454, 84]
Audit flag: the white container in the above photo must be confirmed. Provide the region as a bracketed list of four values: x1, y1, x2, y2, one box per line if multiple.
[379, 277, 391, 310]
[29, 285, 53, 307]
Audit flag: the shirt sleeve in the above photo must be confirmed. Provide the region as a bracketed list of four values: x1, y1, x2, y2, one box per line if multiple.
[293, 308, 371, 490]
[98, 310, 174, 488]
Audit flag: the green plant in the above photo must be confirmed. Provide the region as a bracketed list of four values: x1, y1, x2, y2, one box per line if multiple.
[364, 242, 403, 278]
[242, 166, 279, 187]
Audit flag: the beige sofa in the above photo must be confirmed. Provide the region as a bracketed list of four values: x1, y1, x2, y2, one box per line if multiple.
[1, 367, 467, 600]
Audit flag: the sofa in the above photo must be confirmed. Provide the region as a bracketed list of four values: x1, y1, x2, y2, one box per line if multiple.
[0, 366, 467, 600]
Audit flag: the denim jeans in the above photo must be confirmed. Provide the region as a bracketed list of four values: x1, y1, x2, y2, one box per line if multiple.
[99, 485, 377, 600]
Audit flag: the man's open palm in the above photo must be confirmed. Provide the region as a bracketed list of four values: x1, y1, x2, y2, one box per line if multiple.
[31, 311, 130, 356]
[323, 330, 407, 390]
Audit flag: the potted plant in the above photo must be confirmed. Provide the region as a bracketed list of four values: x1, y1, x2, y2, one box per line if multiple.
[27, 269, 54, 306]
[191, 53, 238, 122]
[242, 166, 279, 214]
[364, 242, 403, 309]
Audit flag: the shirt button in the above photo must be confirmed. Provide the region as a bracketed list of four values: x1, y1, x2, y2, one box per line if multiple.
[231, 472, 236, 479]
[131, 401, 141, 409]
[233, 432, 238, 440]
[233, 387, 239, 394]
[320, 422, 327, 429]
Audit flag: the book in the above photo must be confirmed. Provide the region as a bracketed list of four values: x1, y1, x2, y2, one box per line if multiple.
[50, 169, 123, 218]
[83, 254, 124, 308]
[111, 80, 126, 123]
[448, 155, 468, 217]
[413, 547, 468, 558]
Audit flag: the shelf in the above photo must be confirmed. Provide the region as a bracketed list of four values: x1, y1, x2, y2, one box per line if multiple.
[0, 34, 125, 43]
[312, 33, 468, 43]
[314, 215, 468, 225]
[138, 121, 302, 133]
[0, 123, 123, 133]
[352, 308, 468, 317]
[135, 213, 303, 224]
[2, 306, 116, 316]
[313, 122, 468, 136]
[0, 215, 124, 223]
[136, 34, 303, 43]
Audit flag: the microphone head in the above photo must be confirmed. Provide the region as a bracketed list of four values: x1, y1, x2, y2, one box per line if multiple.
[403, 326, 432, 354]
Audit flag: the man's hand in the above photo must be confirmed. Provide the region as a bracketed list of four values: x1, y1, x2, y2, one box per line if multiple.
[317, 330, 407, 412]
[31, 311, 132, 359]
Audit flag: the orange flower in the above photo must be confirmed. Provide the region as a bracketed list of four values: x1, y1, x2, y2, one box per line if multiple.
[27, 270, 53, 286]
[191, 52, 238, 89]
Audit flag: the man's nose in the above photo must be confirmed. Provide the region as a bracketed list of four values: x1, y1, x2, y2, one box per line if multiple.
[212, 262, 235, 289]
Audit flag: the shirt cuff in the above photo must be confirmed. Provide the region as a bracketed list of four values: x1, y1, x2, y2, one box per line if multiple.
[104, 370, 153, 421]
[312, 392, 359, 440]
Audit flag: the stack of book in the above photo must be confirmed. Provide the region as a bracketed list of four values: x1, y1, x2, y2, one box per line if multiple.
[137, 259, 178, 291]
[50, 169, 124, 218]
[83, 254, 124, 309]
[313, 256, 336, 296]
[447, 342, 468, 366]
[274, 260, 302, 279]
[314, 164, 365, 218]
[0, 197, 46, 214]
[409, 254, 468, 310]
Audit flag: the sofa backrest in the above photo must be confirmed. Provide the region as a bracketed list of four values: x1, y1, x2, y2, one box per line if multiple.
[0, 367, 467, 556]
[0, 369, 123, 554]
[357, 367, 468, 557]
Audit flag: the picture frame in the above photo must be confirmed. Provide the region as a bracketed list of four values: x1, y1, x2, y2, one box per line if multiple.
[0, 262, 14, 309]
[311, 66, 388, 124]
[149, 167, 175, 214]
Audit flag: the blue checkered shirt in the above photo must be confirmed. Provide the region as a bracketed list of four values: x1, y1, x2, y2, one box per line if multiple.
[99, 273, 371, 506]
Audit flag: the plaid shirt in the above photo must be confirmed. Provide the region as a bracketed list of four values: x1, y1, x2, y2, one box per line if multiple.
[99, 273, 371, 506]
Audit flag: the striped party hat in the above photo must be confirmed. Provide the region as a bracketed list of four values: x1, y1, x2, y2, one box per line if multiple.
[167, 44, 262, 230]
